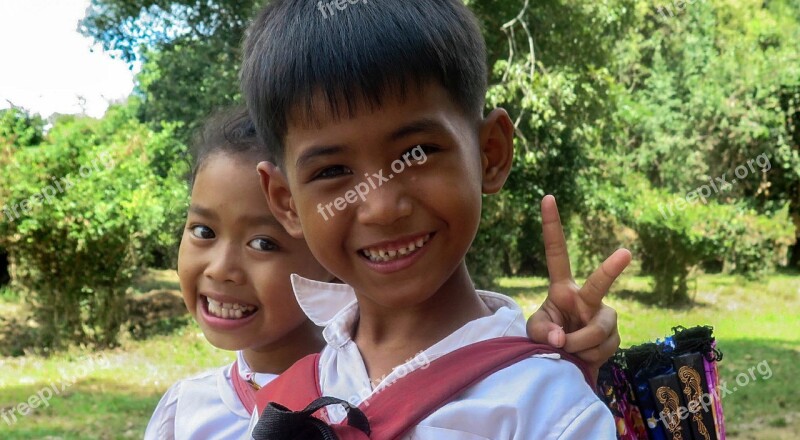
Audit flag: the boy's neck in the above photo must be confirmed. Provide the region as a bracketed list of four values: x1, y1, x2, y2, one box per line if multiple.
[353, 262, 492, 385]
[242, 319, 325, 374]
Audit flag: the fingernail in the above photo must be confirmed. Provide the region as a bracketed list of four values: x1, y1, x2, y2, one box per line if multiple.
[548, 331, 559, 347]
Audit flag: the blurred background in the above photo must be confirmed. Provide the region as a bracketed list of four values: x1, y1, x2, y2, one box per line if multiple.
[0, 0, 797, 438]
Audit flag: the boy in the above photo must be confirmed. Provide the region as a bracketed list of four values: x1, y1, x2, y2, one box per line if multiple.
[243, 0, 630, 437]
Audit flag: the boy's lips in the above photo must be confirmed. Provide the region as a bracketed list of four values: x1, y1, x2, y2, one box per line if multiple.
[358, 232, 434, 274]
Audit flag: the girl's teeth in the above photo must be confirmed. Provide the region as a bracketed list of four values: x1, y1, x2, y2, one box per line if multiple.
[207, 297, 255, 320]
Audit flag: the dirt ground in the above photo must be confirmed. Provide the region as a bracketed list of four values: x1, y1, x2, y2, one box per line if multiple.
[727, 411, 800, 440]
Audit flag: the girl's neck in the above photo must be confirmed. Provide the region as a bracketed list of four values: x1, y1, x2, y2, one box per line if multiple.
[242, 319, 325, 374]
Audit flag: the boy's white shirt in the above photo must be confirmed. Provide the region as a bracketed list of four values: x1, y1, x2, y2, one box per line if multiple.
[247, 274, 616, 440]
[144, 284, 357, 440]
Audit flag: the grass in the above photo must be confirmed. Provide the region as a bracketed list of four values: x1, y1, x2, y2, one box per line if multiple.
[0, 270, 797, 438]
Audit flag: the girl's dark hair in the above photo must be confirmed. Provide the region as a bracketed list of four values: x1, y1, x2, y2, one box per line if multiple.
[188, 106, 267, 189]
[241, 0, 488, 165]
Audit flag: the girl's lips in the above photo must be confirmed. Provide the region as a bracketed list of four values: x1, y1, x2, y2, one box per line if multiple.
[198, 295, 259, 331]
[201, 292, 259, 308]
[360, 233, 434, 274]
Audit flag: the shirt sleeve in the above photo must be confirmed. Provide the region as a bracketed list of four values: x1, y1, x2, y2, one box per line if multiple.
[144, 382, 182, 440]
[557, 400, 617, 440]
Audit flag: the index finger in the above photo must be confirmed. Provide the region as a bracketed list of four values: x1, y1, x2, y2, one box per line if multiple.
[541, 195, 572, 283]
[579, 248, 632, 311]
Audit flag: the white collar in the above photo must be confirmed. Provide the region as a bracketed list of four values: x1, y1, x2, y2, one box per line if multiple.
[290, 274, 358, 327]
[291, 273, 524, 352]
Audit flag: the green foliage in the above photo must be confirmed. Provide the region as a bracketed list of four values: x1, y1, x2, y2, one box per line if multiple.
[0, 100, 188, 349]
[75, 0, 800, 291]
[573, 175, 796, 304]
[79, 0, 261, 142]
[473, 0, 636, 276]
[0, 107, 45, 147]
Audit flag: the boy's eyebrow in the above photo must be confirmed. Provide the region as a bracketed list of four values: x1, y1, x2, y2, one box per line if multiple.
[296, 145, 344, 169]
[387, 118, 450, 142]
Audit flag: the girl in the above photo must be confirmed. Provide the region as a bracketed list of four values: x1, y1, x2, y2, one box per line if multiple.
[145, 107, 621, 439]
[144, 108, 344, 439]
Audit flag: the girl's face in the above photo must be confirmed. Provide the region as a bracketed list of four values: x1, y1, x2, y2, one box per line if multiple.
[178, 152, 332, 352]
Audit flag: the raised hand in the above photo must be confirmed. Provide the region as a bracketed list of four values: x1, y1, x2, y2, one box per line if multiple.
[527, 195, 631, 377]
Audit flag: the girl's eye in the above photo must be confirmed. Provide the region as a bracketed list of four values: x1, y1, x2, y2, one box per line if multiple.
[313, 165, 351, 180]
[190, 225, 215, 239]
[248, 237, 278, 252]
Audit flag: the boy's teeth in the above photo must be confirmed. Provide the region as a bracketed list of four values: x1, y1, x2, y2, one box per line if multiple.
[363, 234, 431, 263]
[207, 297, 256, 320]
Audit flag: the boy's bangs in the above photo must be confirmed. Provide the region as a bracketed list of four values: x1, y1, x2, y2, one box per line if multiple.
[243, 0, 487, 161]
[285, 76, 429, 132]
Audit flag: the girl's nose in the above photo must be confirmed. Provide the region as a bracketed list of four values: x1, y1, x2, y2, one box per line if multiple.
[203, 242, 246, 285]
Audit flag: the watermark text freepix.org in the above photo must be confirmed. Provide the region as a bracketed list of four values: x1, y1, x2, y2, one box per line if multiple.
[655, 0, 707, 21]
[1, 152, 115, 223]
[317, 0, 369, 19]
[654, 359, 772, 429]
[658, 153, 771, 219]
[317, 145, 427, 221]
[346, 350, 431, 407]
[1, 353, 112, 426]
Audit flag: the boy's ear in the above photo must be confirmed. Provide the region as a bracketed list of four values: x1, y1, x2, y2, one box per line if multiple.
[478, 108, 515, 194]
[257, 161, 304, 239]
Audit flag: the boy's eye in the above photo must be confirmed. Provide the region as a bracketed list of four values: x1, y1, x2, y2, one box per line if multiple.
[190, 225, 215, 239]
[313, 165, 352, 180]
[248, 237, 278, 252]
[413, 144, 438, 155]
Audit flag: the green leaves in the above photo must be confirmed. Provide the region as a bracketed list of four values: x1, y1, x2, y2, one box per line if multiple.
[0, 99, 188, 349]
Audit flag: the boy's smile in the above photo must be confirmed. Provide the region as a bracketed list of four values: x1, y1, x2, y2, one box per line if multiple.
[266, 82, 513, 313]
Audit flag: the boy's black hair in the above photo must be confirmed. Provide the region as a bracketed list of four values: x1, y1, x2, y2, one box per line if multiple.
[241, 0, 488, 165]
[189, 106, 267, 189]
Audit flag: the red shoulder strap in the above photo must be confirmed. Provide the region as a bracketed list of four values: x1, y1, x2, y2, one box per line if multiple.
[360, 336, 592, 439]
[231, 360, 257, 415]
[253, 353, 322, 416]
[253, 337, 591, 440]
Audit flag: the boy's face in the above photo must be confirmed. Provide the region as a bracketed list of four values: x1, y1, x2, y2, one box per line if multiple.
[264, 82, 513, 308]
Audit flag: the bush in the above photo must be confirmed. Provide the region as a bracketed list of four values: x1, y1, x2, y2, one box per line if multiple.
[0, 100, 188, 349]
[572, 175, 796, 305]
[0, 107, 44, 148]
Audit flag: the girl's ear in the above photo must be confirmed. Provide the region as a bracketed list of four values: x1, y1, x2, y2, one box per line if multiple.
[478, 108, 515, 194]
[257, 161, 304, 239]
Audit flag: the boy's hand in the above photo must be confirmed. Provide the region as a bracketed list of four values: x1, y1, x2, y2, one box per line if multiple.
[526, 195, 631, 381]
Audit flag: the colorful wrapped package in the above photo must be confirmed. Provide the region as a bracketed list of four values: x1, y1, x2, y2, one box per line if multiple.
[597, 325, 725, 440]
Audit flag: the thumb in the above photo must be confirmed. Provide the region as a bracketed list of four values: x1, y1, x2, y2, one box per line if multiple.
[527, 312, 566, 348]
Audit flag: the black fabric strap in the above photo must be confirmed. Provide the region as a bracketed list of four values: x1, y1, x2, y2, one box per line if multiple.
[252, 396, 371, 440]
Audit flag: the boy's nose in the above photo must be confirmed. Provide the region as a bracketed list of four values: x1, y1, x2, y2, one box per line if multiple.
[203, 243, 246, 285]
[356, 180, 413, 226]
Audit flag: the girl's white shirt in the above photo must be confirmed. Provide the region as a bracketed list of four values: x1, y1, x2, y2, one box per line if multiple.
[144, 280, 357, 440]
[143, 351, 277, 440]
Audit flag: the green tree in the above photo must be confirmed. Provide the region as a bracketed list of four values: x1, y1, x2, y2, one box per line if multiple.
[79, 0, 260, 142]
[0, 107, 45, 148]
[0, 99, 188, 348]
